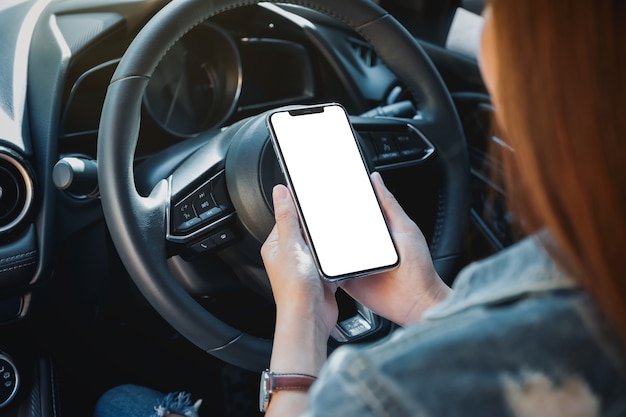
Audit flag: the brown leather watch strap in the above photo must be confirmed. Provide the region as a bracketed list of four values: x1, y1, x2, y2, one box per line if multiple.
[270, 372, 317, 392]
[260, 370, 318, 412]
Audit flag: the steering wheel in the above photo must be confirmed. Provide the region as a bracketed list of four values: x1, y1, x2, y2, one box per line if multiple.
[98, 0, 469, 371]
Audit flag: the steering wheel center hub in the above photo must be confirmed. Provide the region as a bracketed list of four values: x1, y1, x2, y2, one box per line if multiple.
[224, 114, 284, 243]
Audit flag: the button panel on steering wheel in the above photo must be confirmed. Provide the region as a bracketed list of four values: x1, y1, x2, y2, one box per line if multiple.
[358, 124, 435, 169]
[167, 170, 236, 246]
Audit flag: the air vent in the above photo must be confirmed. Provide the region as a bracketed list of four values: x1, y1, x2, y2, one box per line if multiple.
[0, 148, 34, 234]
[349, 39, 379, 67]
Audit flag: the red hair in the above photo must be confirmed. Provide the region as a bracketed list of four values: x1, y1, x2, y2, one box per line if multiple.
[488, 1, 626, 340]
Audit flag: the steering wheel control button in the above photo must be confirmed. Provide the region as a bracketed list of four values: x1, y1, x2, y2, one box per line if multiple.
[189, 237, 216, 253]
[194, 198, 214, 214]
[0, 354, 19, 408]
[396, 133, 425, 158]
[210, 229, 235, 246]
[199, 206, 223, 221]
[370, 133, 400, 162]
[177, 217, 202, 233]
[192, 183, 215, 214]
[174, 201, 196, 225]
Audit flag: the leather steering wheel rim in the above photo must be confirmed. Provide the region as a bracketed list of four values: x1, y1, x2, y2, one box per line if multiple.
[98, 0, 469, 371]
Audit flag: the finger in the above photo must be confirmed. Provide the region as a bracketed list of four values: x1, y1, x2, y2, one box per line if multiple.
[272, 184, 303, 242]
[370, 172, 413, 230]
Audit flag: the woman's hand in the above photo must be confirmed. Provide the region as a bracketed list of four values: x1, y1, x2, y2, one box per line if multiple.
[261, 184, 338, 376]
[341, 172, 451, 326]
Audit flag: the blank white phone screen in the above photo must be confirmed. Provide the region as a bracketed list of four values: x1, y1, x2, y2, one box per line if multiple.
[269, 105, 398, 279]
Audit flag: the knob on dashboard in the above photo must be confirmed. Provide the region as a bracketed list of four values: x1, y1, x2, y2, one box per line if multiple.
[52, 156, 99, 198]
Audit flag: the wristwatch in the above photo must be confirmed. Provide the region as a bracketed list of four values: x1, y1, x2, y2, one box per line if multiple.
[259, 369, 317, 413]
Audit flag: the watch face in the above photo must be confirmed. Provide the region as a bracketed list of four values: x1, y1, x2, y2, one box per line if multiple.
[259, 370, 271, 413]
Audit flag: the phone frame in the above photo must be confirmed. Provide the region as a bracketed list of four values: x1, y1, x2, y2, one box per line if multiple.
[266, 103, 399, 282]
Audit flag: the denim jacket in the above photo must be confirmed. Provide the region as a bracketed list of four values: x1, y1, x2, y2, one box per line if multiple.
[304, 236, 626, 417]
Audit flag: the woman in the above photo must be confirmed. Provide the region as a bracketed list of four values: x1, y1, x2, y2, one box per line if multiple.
[260, 2, 626, 415]
[94, 1, 626, 416]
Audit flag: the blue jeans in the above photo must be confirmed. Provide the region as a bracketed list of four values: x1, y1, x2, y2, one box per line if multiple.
[93, 384, 202, 417]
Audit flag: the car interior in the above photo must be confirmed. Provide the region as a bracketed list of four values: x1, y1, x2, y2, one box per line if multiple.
[0, 0, 519, 415]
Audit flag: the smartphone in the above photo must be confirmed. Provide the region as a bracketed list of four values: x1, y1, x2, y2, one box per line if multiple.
[266, 103, 399, 281]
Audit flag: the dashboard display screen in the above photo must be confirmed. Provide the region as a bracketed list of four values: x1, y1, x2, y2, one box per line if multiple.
[238, 38, 315, 109]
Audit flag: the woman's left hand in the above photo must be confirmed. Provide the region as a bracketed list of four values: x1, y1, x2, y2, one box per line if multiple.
[261, 184, 338, 376]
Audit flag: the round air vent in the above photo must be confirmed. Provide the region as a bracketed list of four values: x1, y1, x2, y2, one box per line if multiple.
[0, 148, 34, 234]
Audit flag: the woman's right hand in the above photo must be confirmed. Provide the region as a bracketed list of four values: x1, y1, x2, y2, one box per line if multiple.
[340, 172, 451, 326]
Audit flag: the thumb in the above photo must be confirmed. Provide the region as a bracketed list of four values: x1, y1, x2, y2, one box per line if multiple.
[272, 184, 303, 241]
